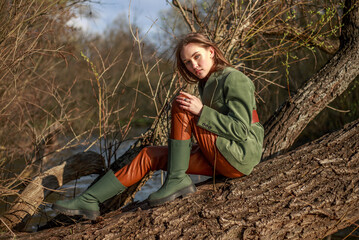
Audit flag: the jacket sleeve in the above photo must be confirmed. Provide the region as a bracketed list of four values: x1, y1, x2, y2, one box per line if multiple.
[197, 71, 254, 142]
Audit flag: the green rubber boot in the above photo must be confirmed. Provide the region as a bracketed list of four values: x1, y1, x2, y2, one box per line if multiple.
[147, 139, 196, 207]
[52, 170, 126, 220]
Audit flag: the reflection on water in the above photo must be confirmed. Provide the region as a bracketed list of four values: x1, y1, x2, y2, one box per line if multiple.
[25, 139, 209, 232]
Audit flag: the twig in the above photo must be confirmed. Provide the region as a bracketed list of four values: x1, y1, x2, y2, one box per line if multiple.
[0, 218, 16, 239]
[326, 105, 350, 113]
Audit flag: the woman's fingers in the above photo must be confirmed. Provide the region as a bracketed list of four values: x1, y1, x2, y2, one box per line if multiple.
[175, 91, 203, 116]
[179, 91, 192, 98]
[176, 92, 192, 104]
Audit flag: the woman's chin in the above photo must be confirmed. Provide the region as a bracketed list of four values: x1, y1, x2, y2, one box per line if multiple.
[196, 72, 206, 79]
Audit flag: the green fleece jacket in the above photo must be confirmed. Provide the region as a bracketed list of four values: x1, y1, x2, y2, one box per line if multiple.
[197, 67, 264, 175]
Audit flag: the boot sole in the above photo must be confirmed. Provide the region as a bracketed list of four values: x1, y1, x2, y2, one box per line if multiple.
[148, 184, 197, 207]
[52, 203, 100, 220]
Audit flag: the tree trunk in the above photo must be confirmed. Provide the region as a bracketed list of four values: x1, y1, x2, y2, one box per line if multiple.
[262, 0, 359, 159]
[6, 118, 359, 239]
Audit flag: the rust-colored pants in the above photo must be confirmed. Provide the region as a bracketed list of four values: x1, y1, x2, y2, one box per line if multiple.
[115, 97, 244, 187]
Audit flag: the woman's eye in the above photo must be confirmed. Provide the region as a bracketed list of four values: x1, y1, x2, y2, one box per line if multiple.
[194, 55, 200, 59]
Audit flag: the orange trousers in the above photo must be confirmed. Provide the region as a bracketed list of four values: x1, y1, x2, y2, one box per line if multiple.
[115, 98, 244, 187]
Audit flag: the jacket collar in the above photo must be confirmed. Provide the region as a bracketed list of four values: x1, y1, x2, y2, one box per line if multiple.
[198, 67, 235, 97]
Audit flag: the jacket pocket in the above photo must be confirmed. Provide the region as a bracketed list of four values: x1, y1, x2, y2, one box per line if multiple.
[223, 138, 245, 163]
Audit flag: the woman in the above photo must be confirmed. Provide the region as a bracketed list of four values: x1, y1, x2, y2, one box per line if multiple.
[52, 33, 264, 220]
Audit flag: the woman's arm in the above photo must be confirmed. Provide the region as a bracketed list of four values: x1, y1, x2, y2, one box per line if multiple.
[197, 71, 254, 142]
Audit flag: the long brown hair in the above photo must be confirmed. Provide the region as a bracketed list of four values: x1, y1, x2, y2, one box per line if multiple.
[175, 32, 232, 84]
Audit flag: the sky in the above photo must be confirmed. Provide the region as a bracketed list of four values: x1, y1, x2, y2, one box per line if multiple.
[67, 0, 172, 36]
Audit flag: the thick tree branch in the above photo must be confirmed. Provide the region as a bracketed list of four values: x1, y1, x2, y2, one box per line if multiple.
[262, 0, 359, 159]
[9, 117, 359, 239]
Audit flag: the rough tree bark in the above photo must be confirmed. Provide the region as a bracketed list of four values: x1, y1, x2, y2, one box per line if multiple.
[262, 0, 359, 159]
[7, 117, 359, 239]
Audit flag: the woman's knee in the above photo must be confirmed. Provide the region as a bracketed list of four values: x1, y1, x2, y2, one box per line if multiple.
[171, 97, 183, 114]
[143, 146, 168, 171]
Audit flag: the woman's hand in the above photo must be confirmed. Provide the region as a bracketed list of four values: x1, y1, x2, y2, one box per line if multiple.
[176, 91, 204, 116]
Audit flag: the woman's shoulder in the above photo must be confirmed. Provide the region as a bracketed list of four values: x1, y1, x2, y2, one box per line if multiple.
[216, 66, 237, 76]
[216, 67, 247, 79]
[209, 67, 252, 90]
[219, 67, 252, 85]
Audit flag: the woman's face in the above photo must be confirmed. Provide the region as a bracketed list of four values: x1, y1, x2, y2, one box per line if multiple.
[180, 43, 215, 80]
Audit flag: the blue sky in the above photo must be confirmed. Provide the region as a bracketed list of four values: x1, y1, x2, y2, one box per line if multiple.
[68, 0, 172, 35]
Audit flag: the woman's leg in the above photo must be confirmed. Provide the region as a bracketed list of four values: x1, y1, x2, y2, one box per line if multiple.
[114, 146, 168, 187]
[52, 169, 126, 220]
[147, 95, 244, 206]
[115, 145, 217, 188]
[116, 95, 242, 189]
[52, 97, 231, 218]
[115, 145, 217, 184]
[170, 95, 244, 178]
[189, 121, 244, 178]
[147, 97, 203, 206]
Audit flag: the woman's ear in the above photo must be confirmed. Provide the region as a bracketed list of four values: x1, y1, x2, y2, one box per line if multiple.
[209, 46, 215, 58]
